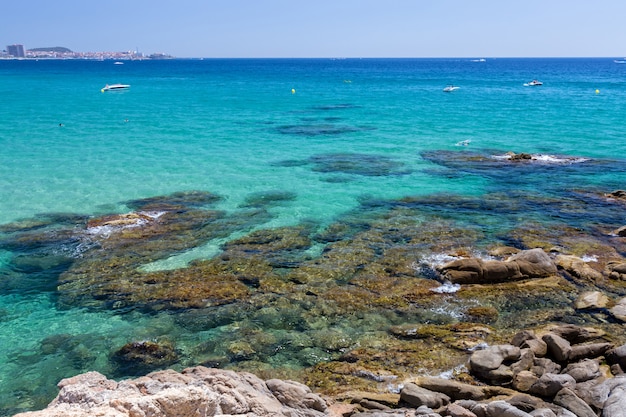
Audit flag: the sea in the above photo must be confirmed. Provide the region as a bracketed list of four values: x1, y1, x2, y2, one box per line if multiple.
[1, 58, 625, 415]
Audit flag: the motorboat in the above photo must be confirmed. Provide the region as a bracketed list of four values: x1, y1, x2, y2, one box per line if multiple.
[101, 83, 130, 92]
[114, 61, 124, 65]
[443, 85, 460, 92]
[615, 59, 626, 64]
[524, 80, 543, 86]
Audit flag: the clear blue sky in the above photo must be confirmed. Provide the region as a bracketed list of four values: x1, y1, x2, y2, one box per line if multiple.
[3, 0, 625, 58]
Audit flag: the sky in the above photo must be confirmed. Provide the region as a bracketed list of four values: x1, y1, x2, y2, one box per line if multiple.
[3, 0, 625, 58]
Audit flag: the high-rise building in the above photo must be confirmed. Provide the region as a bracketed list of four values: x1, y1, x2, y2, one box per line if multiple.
[7, 44, 25, 58]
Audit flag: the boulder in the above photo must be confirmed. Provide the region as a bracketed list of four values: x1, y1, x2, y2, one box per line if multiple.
[605, 344, 626, 372]
[552, 388, 596, 417]
[485, 401, 533, 417]
[573, 291, 610, 310]
[607, 262, 626, 281]
[528, 373, 576, 398]
[568, 342, 612, 361]
[400, 383, 450, 409]
[266, 378, 327, 412]
[438, 249, 556, 284]
[609, 297, 626, 322]
[554, 255, 603, 283]
[415, 376, 486, 401]
[547, 324, 605, 344]
[13, 367, 328, 417]
[541, 334, 571, 362]
[602, 376, 626, 417]
[508, 249, 558, 278]
[562, 359, 601, 382]
[446, 403, 478, 417]
[469, 345, 521, 375]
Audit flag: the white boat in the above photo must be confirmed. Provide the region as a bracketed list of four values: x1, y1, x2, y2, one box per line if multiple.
[524, 80, 543, 86]
[443, 85, 460, 92]
[615, 59, 626, 64]
[101, 83, 130, 92]
[114, 61, 124, 65]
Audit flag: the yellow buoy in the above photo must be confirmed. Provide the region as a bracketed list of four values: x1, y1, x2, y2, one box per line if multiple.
[595, 89, 600, 94]
[291, 89, 296, 94]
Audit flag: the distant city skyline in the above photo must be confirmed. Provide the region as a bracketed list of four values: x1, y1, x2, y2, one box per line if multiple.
[3, 0, 625, 58]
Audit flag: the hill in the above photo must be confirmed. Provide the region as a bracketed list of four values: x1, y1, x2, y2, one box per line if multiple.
[28, 46, 73, 53]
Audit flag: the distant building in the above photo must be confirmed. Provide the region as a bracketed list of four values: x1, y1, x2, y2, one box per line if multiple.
[7, 44, 25, 58]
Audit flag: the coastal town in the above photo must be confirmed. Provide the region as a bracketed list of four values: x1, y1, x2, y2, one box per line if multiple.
[1, 44, 173, 60]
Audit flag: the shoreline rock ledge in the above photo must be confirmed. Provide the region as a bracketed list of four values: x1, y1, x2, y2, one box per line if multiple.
[14, 324, 626, 417]
[13, 367, 328, 417]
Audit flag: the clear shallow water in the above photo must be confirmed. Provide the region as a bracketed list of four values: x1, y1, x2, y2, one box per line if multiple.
[1, 58, 626, 415]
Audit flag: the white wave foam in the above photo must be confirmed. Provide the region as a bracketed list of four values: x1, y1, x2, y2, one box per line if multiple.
[491, 153, 590, 164]
[431, 281, 461, 294]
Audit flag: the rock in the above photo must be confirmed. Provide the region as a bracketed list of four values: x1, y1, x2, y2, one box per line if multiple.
[568, 342, 612, 361]
[531, 357, 561, 376]
[541, 334, 571, 362]
[511, 330, 537, 347]
[112, 340, 179, 375]
[13, 367, 328, 417]
[609, 297, 626, 322]
[522, 339, 548, 357]
[602, 376, 626, 417]
[573, 291, 610, 310]
[446, 403, 478, 417]
[438, 249, 556, 284]
[507, 249, 558, 278]
[469, 345, 521, 375]
[415, 376, 486, 401]
[605, 344, 626, 372]
[528, 373, 576, 398]
[607, 262, 626, 281]
[529, 409, 557, 417]
[614, 226, 626, 237]
[562, 359, 601, 382]
[513, 370, 539, 392]
[546, 324, 606, 344]
[266, 378, 327, 412]
[552, 388, 596, 417]
[485, 400, 533, 417]
[400, 383, 450, 409]
[554, 255, 603, 283]
[415, 405, 443, 417]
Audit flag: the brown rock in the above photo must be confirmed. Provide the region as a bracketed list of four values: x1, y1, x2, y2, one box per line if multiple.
[400, 383, 450, 409]
[553, 388, 596, 417]
[541, 333, 571, 362]
[555, 255, 604, 283]
[573, 291, 610, 310]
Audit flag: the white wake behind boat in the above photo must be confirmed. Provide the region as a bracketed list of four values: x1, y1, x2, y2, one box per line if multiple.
[101, 83, 130, 92]
[443, 85, 460, 92]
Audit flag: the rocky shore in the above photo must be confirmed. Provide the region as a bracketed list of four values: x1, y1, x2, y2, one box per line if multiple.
[14, 323, 626, 416]
[4, 166, 626, 415]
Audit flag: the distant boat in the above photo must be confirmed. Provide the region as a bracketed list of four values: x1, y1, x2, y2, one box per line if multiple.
[114, 61, 124, 65]
[443, 85, 460, 92]
[615, 59, 626, 64]
[524, 80, 543, 87]
[470, 58, 486, 62]
[101, 83, 130, 92]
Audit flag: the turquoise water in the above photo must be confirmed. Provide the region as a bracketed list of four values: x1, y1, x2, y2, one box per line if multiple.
[1, 58, 626, 415]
